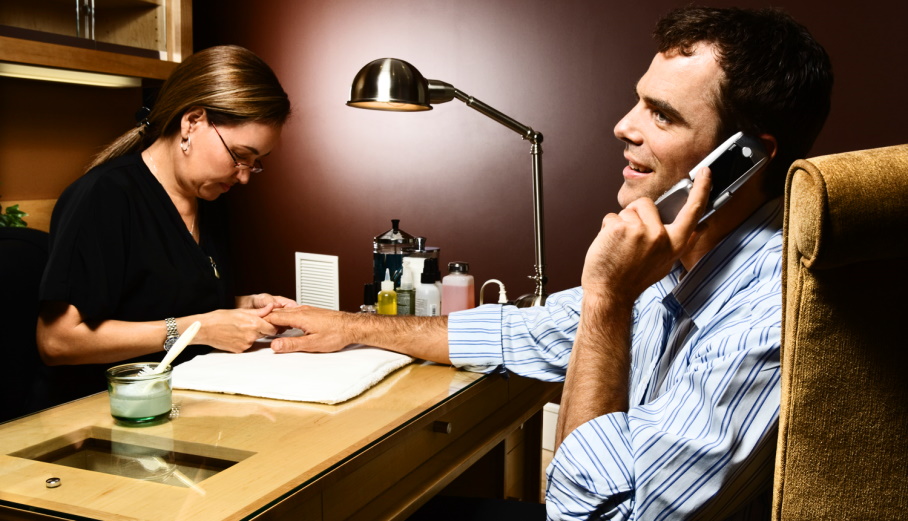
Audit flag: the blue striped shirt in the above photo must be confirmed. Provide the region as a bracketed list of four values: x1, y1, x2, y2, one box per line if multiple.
[448, 200, 783, 519]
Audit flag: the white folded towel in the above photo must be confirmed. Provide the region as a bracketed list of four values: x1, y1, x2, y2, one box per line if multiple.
[172, 344, 413, 405]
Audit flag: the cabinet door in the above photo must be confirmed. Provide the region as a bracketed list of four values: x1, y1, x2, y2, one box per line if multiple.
[0, 0, 191, 80]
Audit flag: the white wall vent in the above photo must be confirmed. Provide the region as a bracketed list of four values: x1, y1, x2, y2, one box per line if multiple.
[295, 252, 339, 310]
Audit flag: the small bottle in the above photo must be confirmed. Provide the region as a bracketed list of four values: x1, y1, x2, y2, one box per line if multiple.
[396, 264, 415, 316]
[377, 269, 397, 316]
[441, 261, 475, 315]
[424, 258, 444, 308]
[415, 271, 441, 316]
[359, 283, 377, 314]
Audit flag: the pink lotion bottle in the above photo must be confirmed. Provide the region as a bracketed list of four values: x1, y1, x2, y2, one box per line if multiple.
[441, 261, 475, 315]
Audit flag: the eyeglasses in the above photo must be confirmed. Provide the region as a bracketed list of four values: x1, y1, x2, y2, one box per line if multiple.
[210, 121, 264, 174]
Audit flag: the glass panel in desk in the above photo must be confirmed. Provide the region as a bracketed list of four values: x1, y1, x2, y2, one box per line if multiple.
[0, 361, 484, 520]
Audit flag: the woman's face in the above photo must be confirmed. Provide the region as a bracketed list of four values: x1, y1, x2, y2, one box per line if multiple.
[180, 117, 282, 201]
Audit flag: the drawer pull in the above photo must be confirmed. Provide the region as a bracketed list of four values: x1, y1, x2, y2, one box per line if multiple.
[433, 421, 452, 434]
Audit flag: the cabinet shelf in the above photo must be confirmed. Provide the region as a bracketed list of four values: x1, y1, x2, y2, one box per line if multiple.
[0, 35, 175, 80]
[0, 0, 191, 82]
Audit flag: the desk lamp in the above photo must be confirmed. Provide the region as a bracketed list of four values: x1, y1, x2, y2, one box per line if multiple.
[347, 58, 547, 307]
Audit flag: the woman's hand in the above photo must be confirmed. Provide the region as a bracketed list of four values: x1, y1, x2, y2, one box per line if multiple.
[38, 301, 282, 365]
[191, 306, 279, 353]
[236, 293, 298, 310]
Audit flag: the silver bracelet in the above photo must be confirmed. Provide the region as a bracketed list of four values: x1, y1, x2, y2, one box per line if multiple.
[164, 317, 179, 351]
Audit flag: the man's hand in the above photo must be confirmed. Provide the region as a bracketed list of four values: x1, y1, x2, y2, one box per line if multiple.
[582, 168, 712, 302]
[556, 169, 711, 449]
[265, 306, 354, 353]
[264, 307, 453, 364]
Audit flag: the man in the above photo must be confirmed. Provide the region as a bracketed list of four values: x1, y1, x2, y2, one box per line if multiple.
[267, 6, 833, 519]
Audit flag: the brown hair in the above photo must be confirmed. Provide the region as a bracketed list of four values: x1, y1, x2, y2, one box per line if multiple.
[87, 45, 291, 171]
[654, 7, 833, 197]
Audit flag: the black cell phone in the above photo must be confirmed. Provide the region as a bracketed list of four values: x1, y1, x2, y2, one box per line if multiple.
[654, 132, 768, 224]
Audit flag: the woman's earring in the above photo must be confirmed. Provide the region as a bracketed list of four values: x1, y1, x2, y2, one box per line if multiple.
[180, 135, 191, 152]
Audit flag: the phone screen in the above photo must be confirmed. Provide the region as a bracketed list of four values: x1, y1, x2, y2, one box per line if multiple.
[707, 142, 763, 200]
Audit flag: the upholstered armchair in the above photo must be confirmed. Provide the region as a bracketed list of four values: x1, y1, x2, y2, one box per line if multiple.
[774, 144, 908, 519]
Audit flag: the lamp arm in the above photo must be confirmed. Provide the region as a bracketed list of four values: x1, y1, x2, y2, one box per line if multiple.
[428, 81, 541, 143]
[431, 82, 548, 306]
[452, 89, 540, 145]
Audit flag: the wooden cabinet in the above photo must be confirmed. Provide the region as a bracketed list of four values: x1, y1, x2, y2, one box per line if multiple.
[0, 0, 192, 230]
[0, 0, 192, 80]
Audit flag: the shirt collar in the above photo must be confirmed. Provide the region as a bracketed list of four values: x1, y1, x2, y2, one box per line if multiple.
[661, 198, 783, 326]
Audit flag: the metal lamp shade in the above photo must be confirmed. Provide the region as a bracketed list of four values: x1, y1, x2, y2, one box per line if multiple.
[347, 58, 432, 112]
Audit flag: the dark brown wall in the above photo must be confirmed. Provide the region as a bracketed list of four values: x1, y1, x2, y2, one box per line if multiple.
[194, 0, 908, 310]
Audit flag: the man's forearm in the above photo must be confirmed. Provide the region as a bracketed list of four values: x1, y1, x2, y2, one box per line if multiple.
[267, 306, 452, 363]
[347, 314, 453, 365]
[555, 294, 632, 449]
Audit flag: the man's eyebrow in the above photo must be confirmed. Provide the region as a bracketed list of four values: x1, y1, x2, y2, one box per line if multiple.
[632, 84, 690, 127]
[643, 95, 689, 127]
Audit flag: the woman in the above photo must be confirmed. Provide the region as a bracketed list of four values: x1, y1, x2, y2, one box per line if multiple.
[37, 45, 294, 397]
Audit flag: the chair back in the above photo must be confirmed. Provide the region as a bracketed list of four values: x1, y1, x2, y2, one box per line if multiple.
[0, 227, 50, 422]
[774, 144, 908, 519]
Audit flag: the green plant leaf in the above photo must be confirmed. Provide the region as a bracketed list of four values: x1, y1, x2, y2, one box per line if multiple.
[0, 203, 29, 227]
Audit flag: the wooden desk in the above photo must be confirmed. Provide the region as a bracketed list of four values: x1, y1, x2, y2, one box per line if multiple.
[0, 362, 561, 520]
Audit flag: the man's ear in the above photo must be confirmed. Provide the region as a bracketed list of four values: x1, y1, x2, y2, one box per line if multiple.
[758, 133, 778, 161]
[180, 107, 207, 138]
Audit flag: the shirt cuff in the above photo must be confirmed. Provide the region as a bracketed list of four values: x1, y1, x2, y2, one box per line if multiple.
[546, 413, 635, 520]
[447, 304, 506, 372]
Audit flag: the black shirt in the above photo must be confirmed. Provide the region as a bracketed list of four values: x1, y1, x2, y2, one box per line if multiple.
[39, 153, 235, 397]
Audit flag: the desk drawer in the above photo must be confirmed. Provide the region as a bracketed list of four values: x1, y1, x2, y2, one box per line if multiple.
[323, 375, 509, 520]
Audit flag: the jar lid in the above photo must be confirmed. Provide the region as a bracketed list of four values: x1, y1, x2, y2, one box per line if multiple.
[374, 219, 416, 246]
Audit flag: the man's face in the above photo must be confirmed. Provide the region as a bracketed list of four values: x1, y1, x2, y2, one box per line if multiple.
[613, 44, 725, 208]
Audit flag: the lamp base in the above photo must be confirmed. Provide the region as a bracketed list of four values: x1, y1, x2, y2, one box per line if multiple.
[514, 292, 547, 308]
